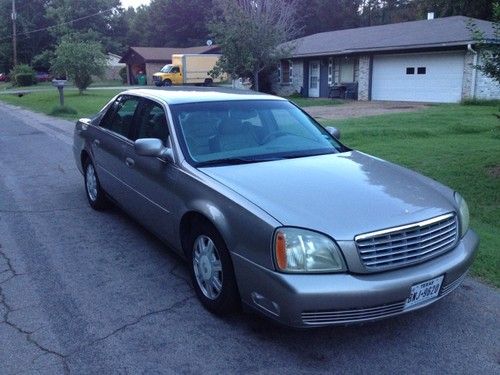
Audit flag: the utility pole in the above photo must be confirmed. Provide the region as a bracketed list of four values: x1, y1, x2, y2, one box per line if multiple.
[12, 0, 17, 66]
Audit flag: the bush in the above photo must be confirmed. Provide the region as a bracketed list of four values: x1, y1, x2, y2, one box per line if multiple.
[119, 66, 127, 83]
[461, 98, 500, 107]
[9, 64, 35, 86]
[15, 73, 35, 87]
[49, 105, 77, 116]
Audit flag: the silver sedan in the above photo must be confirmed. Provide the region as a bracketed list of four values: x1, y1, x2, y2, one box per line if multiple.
[73, 88, 478, 327]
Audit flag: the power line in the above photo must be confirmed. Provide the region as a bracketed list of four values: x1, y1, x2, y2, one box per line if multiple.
[0, 7, 117, 42]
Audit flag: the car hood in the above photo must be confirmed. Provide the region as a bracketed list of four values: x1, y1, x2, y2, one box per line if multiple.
[199, 151, 456, 240]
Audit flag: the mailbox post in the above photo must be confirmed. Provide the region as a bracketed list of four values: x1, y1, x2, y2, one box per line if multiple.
[51, 79, 67, 107]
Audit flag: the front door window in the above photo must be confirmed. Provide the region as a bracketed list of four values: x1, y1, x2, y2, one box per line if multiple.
[309, 61, 320, 97]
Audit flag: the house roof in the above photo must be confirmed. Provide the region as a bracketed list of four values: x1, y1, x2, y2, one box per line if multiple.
[284, 16, 498, 58]
[119, 45, 221, 63]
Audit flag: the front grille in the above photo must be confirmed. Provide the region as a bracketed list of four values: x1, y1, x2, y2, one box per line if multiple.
[355, 213, 458, 271]
[302, 301, 406, 325]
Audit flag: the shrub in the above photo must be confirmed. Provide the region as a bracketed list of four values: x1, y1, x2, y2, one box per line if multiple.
[119, 66, 127, 83]
[15, 73, 35, 87]
[9, 64, 35, 86]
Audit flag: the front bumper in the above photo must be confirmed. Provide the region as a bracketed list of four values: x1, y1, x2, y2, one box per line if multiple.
[232, 229, 479, 327]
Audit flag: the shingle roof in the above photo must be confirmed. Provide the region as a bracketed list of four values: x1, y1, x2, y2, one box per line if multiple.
[285, 16, 497, 58]
[120, 45, 221, 63]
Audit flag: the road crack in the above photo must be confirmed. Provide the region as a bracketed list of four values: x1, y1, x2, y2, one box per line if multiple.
[0, 243, 70, 374]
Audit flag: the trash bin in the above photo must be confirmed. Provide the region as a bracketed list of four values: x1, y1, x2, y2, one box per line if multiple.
[137, 72, 147, 86]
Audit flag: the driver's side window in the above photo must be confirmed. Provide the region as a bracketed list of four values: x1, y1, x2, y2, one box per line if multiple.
[100, 96, 140, 138]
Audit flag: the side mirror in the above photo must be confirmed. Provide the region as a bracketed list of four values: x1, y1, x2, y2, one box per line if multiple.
[134, 138, 173, 162]
[326, 126, 341, 140]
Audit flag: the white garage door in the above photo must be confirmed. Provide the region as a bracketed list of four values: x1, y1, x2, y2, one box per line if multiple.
[372, 52, 465, 103]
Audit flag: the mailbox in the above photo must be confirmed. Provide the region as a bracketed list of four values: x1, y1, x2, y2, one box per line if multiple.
[52, 79, 67, 106]
[51, 79, 67, 88]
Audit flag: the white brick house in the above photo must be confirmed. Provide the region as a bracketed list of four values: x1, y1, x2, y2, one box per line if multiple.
[273, 16, 500, 103]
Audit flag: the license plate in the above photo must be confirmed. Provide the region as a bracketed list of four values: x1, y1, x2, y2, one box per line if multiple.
[405, 275, 444, 309]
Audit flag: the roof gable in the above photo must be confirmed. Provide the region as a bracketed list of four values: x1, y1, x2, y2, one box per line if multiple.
[120, 45, 221, 63]
[285, 16, 497, 57]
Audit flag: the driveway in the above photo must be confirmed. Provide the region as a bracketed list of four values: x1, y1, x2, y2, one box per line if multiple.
[0, 102, 498, 374]
[304, 100, 431, 120]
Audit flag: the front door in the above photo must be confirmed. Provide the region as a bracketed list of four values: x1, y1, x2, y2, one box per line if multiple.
[309, 61, 320, 97]
[121, 98, 178, 242]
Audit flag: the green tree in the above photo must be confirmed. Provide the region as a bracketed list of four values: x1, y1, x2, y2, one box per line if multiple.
[470, 2, 500, 84]
[209, 0, 300, 91]
[45, 0, 123, 53]
[51, 38, 107, 93]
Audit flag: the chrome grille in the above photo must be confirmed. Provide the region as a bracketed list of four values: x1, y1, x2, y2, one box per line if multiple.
[301, 301, 406, 325]
[355, 213, 458, 271]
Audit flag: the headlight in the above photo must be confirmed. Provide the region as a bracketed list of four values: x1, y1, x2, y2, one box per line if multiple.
[454, 192, 470, 237]
[274, 228, 346, 273]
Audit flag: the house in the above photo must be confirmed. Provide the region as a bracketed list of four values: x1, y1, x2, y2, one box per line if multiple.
[274, 15, 500, 103]
[104, 53, 126, 81]
[119, 45, 221, 85]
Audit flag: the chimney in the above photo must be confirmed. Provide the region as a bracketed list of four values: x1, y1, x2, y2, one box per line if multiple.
[427, 12, 435, 20]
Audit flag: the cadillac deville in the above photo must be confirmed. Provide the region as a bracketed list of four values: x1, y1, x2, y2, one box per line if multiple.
[73, 88, 478, 327]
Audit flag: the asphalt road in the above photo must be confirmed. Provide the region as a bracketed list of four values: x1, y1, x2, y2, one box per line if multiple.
[0, 102, 499, 375]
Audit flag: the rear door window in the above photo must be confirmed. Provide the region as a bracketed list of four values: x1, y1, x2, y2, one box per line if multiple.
[100, 96, 141, 138]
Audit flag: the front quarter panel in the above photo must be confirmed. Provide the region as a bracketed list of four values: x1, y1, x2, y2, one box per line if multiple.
[173, 164, 281, 270]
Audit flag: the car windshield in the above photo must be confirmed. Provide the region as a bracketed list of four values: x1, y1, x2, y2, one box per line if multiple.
[170, 100, 345, 166]
[160, 64, 174, 73]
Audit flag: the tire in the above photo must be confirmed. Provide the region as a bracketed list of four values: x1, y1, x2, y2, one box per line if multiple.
[83, 158, 108, 210]
[188, 222, 240, 314]
[163, 79, 172, 87]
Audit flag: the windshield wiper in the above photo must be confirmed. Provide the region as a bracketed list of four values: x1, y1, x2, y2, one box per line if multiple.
[197, 156, 282, 167]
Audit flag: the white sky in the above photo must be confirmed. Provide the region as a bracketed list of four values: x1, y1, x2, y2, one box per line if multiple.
[120, 0, 151, 9]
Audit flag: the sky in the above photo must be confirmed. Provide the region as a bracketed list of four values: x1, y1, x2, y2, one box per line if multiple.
[120, 0, 151, 9]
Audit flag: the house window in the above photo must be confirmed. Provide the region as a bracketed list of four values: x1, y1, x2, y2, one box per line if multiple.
[406, 67, 415, 74]
[328, 58, 334, 86]
[417, 67, 426, 74]
[280, 60, 293, 84]
[340, 57, 355, 83]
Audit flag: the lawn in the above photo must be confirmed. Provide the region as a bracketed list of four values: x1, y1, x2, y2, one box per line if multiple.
[0, 89, 124, 119]
[322, 103, 499, 287]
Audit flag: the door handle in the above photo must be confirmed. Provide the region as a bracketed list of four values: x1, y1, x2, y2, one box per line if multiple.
[125, 157, 135, 167]
[93, 139, 100, 147]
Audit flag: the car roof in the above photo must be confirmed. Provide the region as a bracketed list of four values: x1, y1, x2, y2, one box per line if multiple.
[120, 87, 287, 105]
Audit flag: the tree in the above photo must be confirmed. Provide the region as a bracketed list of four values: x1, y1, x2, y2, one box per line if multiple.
[209, 0, 301, 91]
[469, 2, 500, 84]
[45, 0, 123, 53]
[51, 38, 107, 93]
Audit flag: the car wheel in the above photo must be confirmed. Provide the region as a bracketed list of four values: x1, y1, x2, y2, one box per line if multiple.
[163, 79, 172, 86]
[189, 222, 240, 314]
[84, 158, 108, 210]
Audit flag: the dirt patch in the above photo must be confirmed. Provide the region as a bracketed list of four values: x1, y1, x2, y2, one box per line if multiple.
[486, 165, 500, 178]
[304, 100, 431, 120]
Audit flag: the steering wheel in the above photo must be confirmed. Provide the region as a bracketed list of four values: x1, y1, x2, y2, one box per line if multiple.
[261, 131, 290, 144]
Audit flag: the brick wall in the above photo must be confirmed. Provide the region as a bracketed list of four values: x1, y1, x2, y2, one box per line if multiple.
[272, 59, 304, 96]
[475, 54, 500, 100]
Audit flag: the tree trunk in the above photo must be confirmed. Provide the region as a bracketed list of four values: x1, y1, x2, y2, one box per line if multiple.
[253, 69, 259, 92]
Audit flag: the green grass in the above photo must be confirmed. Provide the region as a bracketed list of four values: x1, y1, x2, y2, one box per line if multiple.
[0, 89, 124, 119]
[322, 104, 500, 287]
[287, 97, 344, 107]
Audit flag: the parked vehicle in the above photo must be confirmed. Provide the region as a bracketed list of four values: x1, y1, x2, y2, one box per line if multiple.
[73, 88, 478, 327]
[152, 54, 223, 87]
[35, 71, 52, 82]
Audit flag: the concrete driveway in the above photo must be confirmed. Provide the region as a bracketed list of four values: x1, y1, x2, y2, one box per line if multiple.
[0, 102, 498, 374]
[304, 100, 431, 120]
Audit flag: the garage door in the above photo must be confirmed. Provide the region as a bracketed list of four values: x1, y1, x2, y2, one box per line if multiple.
[371, 52, 465, 103]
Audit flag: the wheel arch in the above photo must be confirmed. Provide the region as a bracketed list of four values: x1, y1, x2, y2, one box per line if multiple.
[179, 208, 230, 258]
